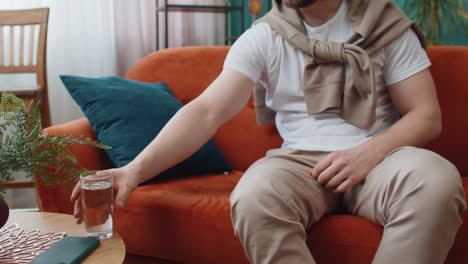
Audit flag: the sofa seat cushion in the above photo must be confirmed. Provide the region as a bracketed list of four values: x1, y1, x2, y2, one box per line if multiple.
[113, 170, 247, 264]
[114, 172, 468, 264]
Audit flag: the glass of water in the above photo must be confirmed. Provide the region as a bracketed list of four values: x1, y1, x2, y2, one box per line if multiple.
[80, 170, 113, 240]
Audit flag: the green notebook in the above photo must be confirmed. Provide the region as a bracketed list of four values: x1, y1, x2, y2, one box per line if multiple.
[30, 236, 100, 264]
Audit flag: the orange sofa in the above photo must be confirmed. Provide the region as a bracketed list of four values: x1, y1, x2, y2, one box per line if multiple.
[37, 46, 468, 264]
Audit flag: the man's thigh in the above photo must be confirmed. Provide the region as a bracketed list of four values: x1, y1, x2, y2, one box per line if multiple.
[230, 148, 340, 228]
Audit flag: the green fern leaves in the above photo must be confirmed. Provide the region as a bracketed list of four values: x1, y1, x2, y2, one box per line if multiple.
[0, 93, 110, 199]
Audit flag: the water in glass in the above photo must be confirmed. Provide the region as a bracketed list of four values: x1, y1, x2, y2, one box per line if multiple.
[81, 173, 113, 240]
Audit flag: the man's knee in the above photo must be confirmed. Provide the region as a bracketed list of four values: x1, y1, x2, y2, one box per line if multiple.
[229, 168, 296, 241]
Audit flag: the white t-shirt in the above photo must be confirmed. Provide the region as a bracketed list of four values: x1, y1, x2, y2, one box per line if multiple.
[223, 0, 431, 152]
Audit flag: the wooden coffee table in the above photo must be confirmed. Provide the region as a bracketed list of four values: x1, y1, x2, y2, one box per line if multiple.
[5, 211, 126, 264]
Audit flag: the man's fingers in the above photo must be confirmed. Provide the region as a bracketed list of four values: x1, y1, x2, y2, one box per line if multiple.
[114, 185, 131, 208]
[70, 182, 81, 202]
[316, 161, 343, 185]
[74, 197, 84, 224]
[73, 195, 81, 216]
[311, 155, 334, 177]
[325, 169, 350, 189]
[334, 178, 355, 193]
[96, 170, 113, 177]
[76, 215, 84, 225]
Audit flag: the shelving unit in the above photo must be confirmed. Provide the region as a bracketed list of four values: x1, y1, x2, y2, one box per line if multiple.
[156, 0, 245, 49]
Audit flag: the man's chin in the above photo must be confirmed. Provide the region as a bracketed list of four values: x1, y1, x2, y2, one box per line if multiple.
[284, 0, 319, 9]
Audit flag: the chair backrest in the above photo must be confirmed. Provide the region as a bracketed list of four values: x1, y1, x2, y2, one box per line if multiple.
[0, 8, 50, 127]
[125, 45, 468, 175]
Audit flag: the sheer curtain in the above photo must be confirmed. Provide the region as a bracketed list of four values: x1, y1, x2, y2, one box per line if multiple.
[48, 1, 118, 125]
[114, 0, 157, 77]
[0, 0, 225, 125]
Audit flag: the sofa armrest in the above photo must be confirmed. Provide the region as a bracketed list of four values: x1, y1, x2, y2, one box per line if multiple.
[36, 117, 113, 213]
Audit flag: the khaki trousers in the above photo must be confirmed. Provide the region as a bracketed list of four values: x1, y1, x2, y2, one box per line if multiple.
[230, 147, 466, 264]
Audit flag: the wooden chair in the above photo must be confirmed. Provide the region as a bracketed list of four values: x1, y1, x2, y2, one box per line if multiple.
[0, 8, 49, 190]
[0, 8, 50, 128]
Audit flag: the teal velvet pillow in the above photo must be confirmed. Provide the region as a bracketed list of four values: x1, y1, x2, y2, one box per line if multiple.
[60, 75, 231, 180]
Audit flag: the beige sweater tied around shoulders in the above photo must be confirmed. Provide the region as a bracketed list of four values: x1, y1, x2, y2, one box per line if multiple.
[253, 0, 426, 129]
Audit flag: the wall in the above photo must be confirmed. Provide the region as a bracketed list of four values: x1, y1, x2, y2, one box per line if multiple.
[228, 0, 271, 44]
[394, 0, 467, 46]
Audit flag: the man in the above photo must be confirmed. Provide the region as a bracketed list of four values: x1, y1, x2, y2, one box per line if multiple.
[72, 0, 466, 263]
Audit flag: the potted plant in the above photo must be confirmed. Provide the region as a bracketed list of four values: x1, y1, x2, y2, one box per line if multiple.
[398, 0, 467, 45]
[0, 92, 110, 227]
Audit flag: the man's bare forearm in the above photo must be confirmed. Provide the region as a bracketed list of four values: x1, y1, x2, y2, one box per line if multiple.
[126, 101, 222, 184]
[362, 107, 441, 160]
[122, 69, 253, 184]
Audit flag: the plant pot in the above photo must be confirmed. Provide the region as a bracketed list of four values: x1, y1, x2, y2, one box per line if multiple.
[0, 199, 9, 228]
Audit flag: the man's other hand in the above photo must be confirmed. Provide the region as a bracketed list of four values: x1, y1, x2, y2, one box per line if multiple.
[310, 143, 386, 193]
